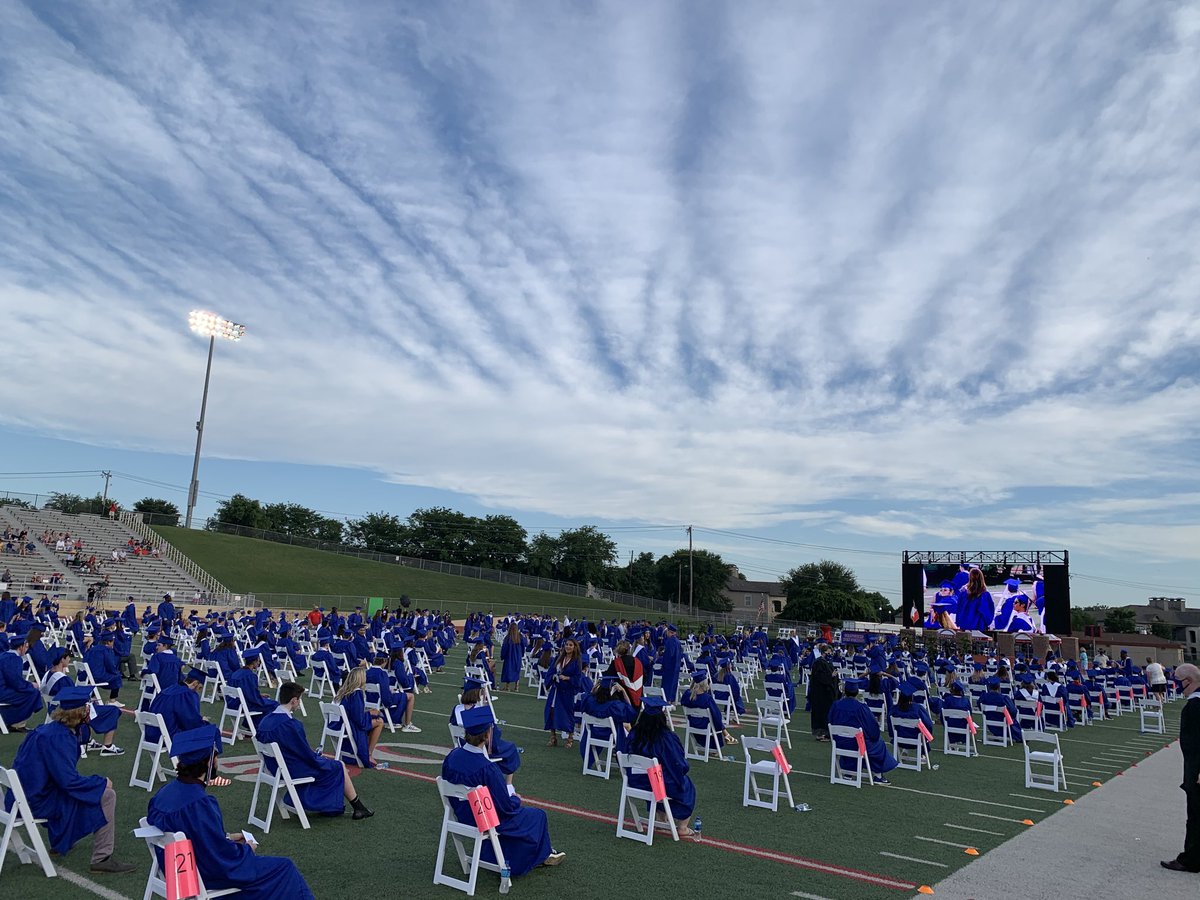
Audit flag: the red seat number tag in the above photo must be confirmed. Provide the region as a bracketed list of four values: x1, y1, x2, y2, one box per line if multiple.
[771, 743, 792, 774]
[646, 763, 667, 800]
[855, 731, 867, 757]
[165, 838, 199, 900]
[916, 721, 933, 743]
[467, 786, 500, 832]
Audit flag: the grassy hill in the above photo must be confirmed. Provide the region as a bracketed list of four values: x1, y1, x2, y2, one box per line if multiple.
[152, 525, 660, 619]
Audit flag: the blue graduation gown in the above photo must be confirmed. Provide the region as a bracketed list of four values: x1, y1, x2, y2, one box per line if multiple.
[0, 650, 42, 724]
[543, 660, 583, 733]
[765, 671, 796, 714]
[578, 696, 636, 763]
[829, 697, 898, 774]
[454, 705, 522, 776]
[681, 692, 726, 749]
[500, 636, 526, 683]
[954, 591, 994, 632]
[339, 692, 374, 766]
[84, 644, 123, 693]
[1039, 683, 1076, 727]
[5, 722, 106, 854]
[146, 650, 183, 688]
[660, 636, 682, 702]
[979, 691, 1024, 742]
[46, 673, 121, 738]
[255, 709, 345, 815]
[148, 780, 314, 900]
[891, 705, 935, 743]
[940, 694, 973, 743]
[441, 745, 551, 877]
[627, 729, 696, 820]
[365, 666, 407, 721]
[228, 668, 275, 716]
[149, 683, 207, 742]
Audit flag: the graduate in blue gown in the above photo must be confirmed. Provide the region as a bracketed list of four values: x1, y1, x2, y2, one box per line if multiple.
[227, 649, 277, 727]
[147, 725, 314, 899]
[255, 683, 374, 819]
[577, 677, 637, 764]
[828, 679, 898, 783]
[335, 667, 384, 767]
[441, 707, 563, 876]
[978, 676, 1024, 743]
[499, 621, 527, 690]
[940, 682, 974, 745]
[0, 632, 43, 728]
[954, 568, 994, 633]
[890, 683, 935, 746]
[84, 632, 124, 701]
[626, 697, 697, 835]
[455, 678, 523, 779]
[1039, 670, 1076, 728]
[42, 650, 124, 755]
[680, 671, 738, 751]
[659, 623, 683, 703]
[5, 686, 135, 872]
[715, 656, 746, 716]
[149, 668, 220, 747]
[765, 655, 796, 714]
[544, 639, 585, 747]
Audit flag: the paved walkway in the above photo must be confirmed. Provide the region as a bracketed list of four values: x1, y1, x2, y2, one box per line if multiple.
[919, 736, 1197, 899]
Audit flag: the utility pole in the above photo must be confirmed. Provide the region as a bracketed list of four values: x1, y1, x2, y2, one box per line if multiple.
[101, 471, 112, 505]
[677, 562, 682, 613]
[628, 551, 634, 594]
[687, 525, 694, 619]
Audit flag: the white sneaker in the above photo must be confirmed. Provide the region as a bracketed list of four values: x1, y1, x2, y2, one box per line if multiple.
[401, 724, 422, 733]
[108, 700, 125, 708]
[87, 740, 104, 752]
[101, 744, 126, 756]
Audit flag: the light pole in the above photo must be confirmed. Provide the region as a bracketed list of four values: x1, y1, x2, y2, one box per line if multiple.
[184, 310, 246, 529]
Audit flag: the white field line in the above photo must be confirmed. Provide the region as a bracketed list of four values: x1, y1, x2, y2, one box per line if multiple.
[878, 852, 948, 868]
[943, 822, 1003, 836]
[914, 835, 974, 850]
[56, 867, 135, 900]
[969, 812, 1032, 824]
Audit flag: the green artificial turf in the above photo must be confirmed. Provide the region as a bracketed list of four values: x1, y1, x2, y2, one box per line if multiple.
[0, 644, 1181, 900]
[150, 526, 661, 621]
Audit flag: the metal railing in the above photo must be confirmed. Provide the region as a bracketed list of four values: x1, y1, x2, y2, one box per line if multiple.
[121, 511, 230, 597]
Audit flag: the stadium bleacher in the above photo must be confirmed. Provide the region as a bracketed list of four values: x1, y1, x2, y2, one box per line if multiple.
[0, 506, 206, 602]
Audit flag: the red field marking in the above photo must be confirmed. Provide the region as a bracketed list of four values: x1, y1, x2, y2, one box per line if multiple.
[376, 765, 916, 891]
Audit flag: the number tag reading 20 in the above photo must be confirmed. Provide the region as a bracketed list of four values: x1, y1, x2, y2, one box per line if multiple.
[467, 786, 500, 832]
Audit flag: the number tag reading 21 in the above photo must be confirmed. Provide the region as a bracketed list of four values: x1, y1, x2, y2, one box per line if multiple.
[164, 838, 200, 900]
[467, 786, 500, 832]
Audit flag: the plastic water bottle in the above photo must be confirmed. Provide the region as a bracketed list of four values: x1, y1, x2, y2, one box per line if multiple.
[794, 803, 811, 812]
[692, 817, 702, 841]
[499, 865, 511, 894]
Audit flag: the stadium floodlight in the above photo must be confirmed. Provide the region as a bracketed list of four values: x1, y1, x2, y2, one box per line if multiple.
[185, 310, 247, 529]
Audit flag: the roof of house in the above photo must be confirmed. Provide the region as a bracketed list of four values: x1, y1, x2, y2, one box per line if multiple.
[724, 576, 785, 596]
[1122, 605, 1200, 626]
[1087, 631, 1184, 649]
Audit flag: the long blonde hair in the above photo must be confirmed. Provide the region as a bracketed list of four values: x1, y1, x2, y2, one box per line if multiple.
[335, 667, 366, 702]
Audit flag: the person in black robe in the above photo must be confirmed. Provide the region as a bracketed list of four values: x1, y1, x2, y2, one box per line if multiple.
[808, 643, 838, 742]
[1163, 663, 1200, 873]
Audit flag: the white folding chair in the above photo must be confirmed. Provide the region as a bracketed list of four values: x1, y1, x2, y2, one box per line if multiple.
[129, 711, 175, 791]
[199, 664, 224, 705]
[433, 777, 511, 896]
[308, 661, 333, 701]
[981, 706, 1014, 747]
[364, 682, 395, 734]
[614, 753, 679, 845]
[1015, 699, 1043, 733]
[711, 683, 740, 726]
[864, 693, 888, 730]
[1118, 686, 1136, 714]
[941, 709, 978, 757]
[132, 818, 241, 899]
[891, 718, 932, 772]
[1089, 689, 1108, 722]
[448, 722, 466, 749]
[0, 766, 56, 878]
[828, 724, 873, 788]
[742, 736, 795, 812]
[247, 740, 315, 833]
[319, 702, 364, 767]
[75, 661, 106, 704]
[1139, 698, 1165, 734]
[1041, 696, 1068, 732]
[1024, 732, 1067, 792]
[580, 713, 617, 779]
[682, 706, 729, 762]
[755, 698, 791, 749]
[218, 686, 257, 746]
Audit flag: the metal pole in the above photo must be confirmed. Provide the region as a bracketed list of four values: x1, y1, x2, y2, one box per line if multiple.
[101, 470, 112, 505]
[185, 335, 216, 529]
[688, 525, 694, 618]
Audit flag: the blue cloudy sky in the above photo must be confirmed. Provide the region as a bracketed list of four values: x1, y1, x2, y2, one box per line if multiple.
[1, 1, 1198, 607]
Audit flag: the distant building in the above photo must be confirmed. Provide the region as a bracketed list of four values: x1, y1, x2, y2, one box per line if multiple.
[1120, 597, 1200, 662]
[1078, 631, 1185, 667]
[722, 574, 787, 622]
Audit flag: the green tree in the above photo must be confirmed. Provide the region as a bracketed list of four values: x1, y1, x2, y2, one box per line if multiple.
[133, 497, 181, 527]
[0, 497, 34, 509]
[473, 515, 528, 570]
[1103, 607, 1137, 634]
[862, 590, 895, 623]
[777, 560, 878, 623]
[1070, 607, 1095, 632]
[1150, 622, 1174, 640]
[555, 526, 618, 585]
[524, 532, 560, 578]
[405, 507, 476, 563]
[45, 492, 112, 515]
[205, 493, 264, 530]
[653, 549, 732, 612]
[344, 512, 409, 553]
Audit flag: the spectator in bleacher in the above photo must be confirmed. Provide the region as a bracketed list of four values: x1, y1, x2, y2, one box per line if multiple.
[0, 630, 43, 730]
[84, 631, 125, 706]
[443, 706, 564, 871]
[8, 685, 136, 873]
[256, 682, 374, 820]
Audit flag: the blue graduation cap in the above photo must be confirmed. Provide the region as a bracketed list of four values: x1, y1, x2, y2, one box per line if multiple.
[666, 623, 678, 632]
[690, 670, 708, 684]
[598, 675, 618, 689]
[48, 646, 69, 666]
[54, 685, 94, 710]
[898, 683, 915, 699]
[1005, 578, 1021, 590]
[99, 632, 116, 643]
[462, 677, 485, 692]
[241, 647, 262, 662]
[1020, 672, 1035, 684]
[185, 668, 208, 683]
[843, 678, 865, 694]
[171, 725, 220, 766]
[868, 660, 884, 674]
[986, 676, 1001, 688]
[640, 696, 667, 713]
[460, 706, 494, 736]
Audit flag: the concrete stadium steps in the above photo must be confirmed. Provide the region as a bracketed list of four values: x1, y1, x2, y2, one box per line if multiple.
[0, 506, 88, 596]
[2, 506, 206, 602]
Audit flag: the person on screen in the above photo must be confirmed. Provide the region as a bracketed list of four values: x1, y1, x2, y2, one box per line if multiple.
[1004, 596, 1035, 632]
[954, 568, 993, 633]
[992, 579, 1027, 631]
